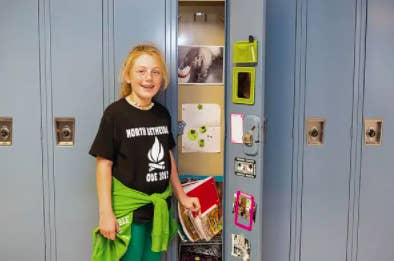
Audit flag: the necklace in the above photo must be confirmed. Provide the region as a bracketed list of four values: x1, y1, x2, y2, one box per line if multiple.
[127, 95, 154, 110]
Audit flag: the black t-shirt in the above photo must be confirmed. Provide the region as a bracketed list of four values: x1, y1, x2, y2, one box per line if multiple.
[89, 98, 175, 223]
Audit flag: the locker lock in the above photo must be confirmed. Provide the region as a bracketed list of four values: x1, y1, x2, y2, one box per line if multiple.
[61, 126, 72, 139]
[365, 119, 383, 145]
[0, 126, 9, 139]
[306, 118, 325, 145]
[367, 128, 376, 138]
[243, 115, 261, 156]
[309, 127, 319, 138]
[55, 118, 75, 146]
[0, 117, 12, 146]
[242, 128, 254, 146]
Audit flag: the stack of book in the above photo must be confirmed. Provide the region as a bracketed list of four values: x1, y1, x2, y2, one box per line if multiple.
[178, 176, 223, 242]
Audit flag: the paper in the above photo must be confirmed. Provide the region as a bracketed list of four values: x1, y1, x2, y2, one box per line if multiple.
[232, 234, 251, 261]
[231, 113, 244, 144]
[181, 104, 221, 153]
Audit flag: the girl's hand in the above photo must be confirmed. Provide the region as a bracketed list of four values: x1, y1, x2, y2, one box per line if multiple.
[180, 196, 201, 215]
[99, 211, 120, 240]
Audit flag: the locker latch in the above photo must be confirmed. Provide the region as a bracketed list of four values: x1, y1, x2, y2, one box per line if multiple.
[243, 115, 261, 156]
[242, 127, 255, 146]
[365, 119, 383, 145]
[306, 118, 325, 145]
[55, 118, 75, 146]
[0, 117, 12, 146]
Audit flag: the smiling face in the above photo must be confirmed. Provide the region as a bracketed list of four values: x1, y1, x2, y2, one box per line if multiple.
[125, 53, 163, 105]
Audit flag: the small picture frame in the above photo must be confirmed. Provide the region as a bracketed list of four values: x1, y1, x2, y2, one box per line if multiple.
[234, 190, 255, 231]
[232, 67, 255, 105]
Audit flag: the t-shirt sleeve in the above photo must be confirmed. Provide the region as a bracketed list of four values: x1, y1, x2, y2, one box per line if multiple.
[89, 112, 116, 161]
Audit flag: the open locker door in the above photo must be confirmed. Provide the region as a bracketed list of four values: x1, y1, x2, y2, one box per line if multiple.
[225, 1, 266, 260]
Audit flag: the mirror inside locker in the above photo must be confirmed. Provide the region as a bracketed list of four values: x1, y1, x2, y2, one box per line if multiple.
[177, 1, 225, 260]
[237, 72, 251, 98]
[232, 67, 256, 105]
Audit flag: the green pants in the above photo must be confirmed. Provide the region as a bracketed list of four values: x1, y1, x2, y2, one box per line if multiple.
[120, 221, 162, 261]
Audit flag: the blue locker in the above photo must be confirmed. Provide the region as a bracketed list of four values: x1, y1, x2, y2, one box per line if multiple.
[357, 0, 394, 260]
[48, 1, 103, 260]
[263, 0, 394, 261]
[300, 1, 356, 260]
[264, 0, 357, 259]
[0, 1, 46, 260]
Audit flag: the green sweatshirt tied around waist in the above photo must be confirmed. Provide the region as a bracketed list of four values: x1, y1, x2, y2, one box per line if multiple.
[92, 177, 178, 261]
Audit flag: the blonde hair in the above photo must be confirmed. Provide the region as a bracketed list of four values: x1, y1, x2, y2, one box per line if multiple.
[120, 44, 169, 98]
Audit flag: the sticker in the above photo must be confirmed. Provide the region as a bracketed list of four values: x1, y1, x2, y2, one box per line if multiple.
[234, 157, 256, 178]
[231, 234, 251, 261]
[231, 113, 244, 144]
[234, 191, 255, 231]
[187, 129, 198, 141]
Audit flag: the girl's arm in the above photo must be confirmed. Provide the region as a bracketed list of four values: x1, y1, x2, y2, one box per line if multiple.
[169, 150, 200, 213]
[96, 157, 119, 240]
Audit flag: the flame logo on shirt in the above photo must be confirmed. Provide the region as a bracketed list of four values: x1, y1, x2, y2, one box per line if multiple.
[148, 137, 165, 171]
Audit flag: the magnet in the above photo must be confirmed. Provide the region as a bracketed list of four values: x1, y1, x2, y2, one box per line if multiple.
[233, 39, 258, 64]
[232, 192, 257, 224]
[234, 191, 255, 231]
[198, 139, 205, 148]
[187, 129, 198, 141]
[199, 126, 207, 134]
[234, 157, 256, 178]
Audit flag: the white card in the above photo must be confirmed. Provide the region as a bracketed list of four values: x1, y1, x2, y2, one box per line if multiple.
[231, 113, 244, 144]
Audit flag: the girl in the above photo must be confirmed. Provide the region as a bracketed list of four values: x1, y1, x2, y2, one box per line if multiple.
[89, 44, 200, 261]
